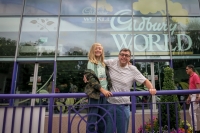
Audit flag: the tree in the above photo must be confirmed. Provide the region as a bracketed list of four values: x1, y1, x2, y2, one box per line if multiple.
[0, 37, 16, 56]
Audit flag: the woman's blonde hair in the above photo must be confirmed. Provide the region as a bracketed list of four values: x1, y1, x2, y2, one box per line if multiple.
[88, 43, 105, 67]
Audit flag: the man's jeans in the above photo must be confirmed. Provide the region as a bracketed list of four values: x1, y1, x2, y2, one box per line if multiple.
[106, 103, 130, 133]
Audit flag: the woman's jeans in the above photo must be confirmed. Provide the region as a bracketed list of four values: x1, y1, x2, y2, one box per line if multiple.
[86, 97, 108, 133]
[106, 103, 130, 133]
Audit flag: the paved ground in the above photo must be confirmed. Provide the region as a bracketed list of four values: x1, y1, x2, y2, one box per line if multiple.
[44, 110, 197, 133]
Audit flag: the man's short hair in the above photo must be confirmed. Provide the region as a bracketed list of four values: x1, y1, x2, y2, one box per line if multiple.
[187, 64, 195, 71]
[119, 48, 131, 56]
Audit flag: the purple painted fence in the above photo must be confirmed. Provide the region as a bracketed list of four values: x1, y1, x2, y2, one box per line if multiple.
[0, 90, 200, 133]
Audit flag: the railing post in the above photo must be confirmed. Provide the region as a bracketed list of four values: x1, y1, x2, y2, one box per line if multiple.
[48, 98, 54, 133]
[9, 61, 18, 106]
[48, 60, 57, 133]
[131, 95, 136, 133]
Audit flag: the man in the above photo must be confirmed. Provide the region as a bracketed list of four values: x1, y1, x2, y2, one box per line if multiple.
[104, 48, 156, 133]
[186, 65, 200, 133]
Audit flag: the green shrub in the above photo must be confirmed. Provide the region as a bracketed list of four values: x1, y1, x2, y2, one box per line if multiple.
[158, 66, 181, 129]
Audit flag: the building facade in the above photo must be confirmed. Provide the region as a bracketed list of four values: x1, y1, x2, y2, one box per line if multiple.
[0, 0, 200, 109]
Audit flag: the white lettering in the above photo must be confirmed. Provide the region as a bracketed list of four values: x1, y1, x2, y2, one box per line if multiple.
[177, 34, 192, 51]
[82, 7, 95, 15]
[81, 8, 192, 52]
[111, 34, 132, 50]
[169, 24, 177, 35]
[110, 10, 132, 31]
[111, 34, 192, 52]
[134, 34, 148, 51]
[134, 19, 145, 31]
[148, 34, 163, 51]
[83, 17, 110, 22]
[82, 7, 108, 15]
[83, 17, 94, 21]
[110, 10, 177, 35]
[163, 34, 169, 51]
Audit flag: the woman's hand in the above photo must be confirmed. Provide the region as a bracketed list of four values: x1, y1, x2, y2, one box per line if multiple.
[83, 75, 88, 83]
[186, 97, 191, 104]
[100, 88, 113, 97]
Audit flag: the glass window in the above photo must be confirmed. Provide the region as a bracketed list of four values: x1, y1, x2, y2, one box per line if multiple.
[24, 0, 60, 15]
[15, 63, 54, 107]
[169, 0, 200, 16]
[0, 17, 20, 56]
[0, 0, 23, 15]
[132, 0, 166, 16]
[173, 59, 200, 108]
[97, 0, 132, 15]
[134, 61, 169, 110]
[55, 61, 87, 113]
[16, 63, 35, 98]
[61, 0, 96, 15]
[97, 16, 132, 56]
[133, 17, 170, 59]
[56, 61, 87, 93]
[0, 62, 13, 94]
[134, 62, 152, 110]
[173, 59, 200, 84]
[58, 17, 95, 56]
[171, 17, 200, 56]
[97, 16, 171, 59]
[18, 17, 58, 57]
[0, 62, 14, 105]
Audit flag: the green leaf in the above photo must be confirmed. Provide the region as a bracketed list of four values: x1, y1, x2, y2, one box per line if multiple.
[65, 98, 75, 105]
[55, 102, 65, 112]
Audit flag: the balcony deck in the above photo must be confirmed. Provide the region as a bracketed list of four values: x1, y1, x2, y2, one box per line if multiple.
[0, 90, 200, 133]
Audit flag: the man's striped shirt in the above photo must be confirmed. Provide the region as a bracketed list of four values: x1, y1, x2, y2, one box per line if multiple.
[104, 59, 146, 104]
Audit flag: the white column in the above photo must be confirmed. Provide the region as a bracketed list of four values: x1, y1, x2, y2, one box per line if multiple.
[150, 62, 156, 112]
[31, 63, 39, 106]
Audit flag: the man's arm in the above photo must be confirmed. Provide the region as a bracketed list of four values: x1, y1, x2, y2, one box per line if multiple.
[104, 59, 116, 66]
[196, 84, 200, 97]
[195, 74, 200, 102]
[143, 79, 156, 95]
[196, 83, 200, 102]
[143, 79, 154, 89]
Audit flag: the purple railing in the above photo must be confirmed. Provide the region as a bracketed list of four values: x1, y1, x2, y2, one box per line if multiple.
[0, 90, 200, 133]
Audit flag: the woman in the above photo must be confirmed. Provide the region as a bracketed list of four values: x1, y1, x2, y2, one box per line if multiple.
[83, 43, 112, 133]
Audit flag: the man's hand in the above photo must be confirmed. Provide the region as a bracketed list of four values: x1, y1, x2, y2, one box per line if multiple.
[149, 88, 156, 95]
[186, 97, 191, 104]
[195, 97, 200, 104]
[143, 80, 156, 95]
[83, 75, 88, 83]
[100, 88, 113, 97]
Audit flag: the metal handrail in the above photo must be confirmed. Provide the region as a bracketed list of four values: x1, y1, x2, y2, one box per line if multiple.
[0, 89, 199, 99]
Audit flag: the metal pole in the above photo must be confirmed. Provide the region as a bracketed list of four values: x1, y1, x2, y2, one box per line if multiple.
[9, 0, 26, 106]
[165, 0, 173, 68]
